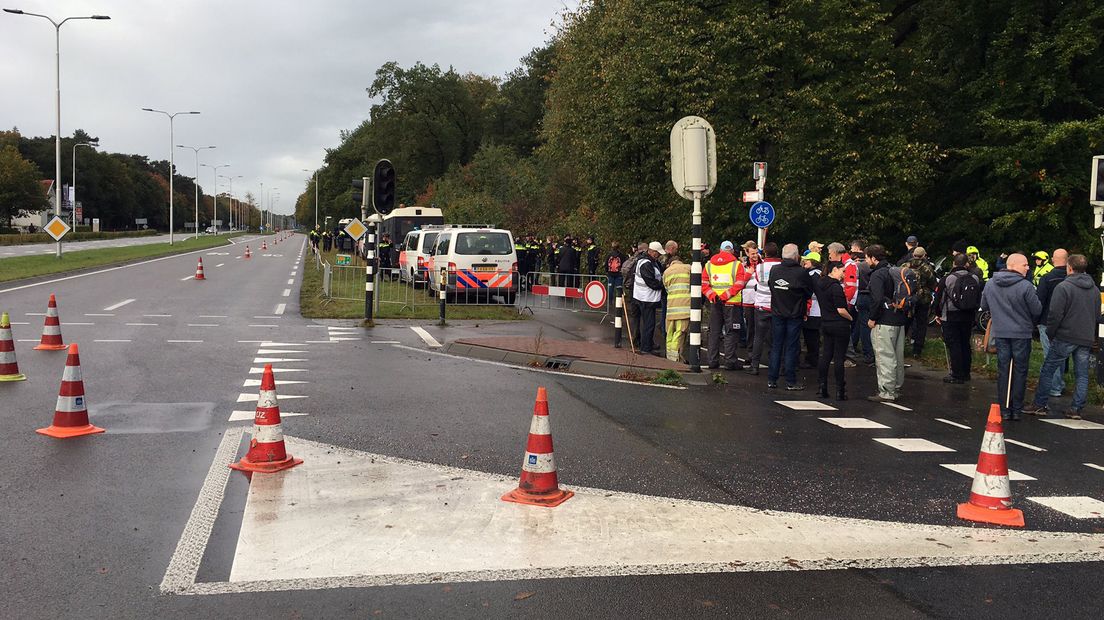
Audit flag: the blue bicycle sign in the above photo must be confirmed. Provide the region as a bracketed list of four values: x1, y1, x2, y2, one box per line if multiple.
[749, 201, 775, 229]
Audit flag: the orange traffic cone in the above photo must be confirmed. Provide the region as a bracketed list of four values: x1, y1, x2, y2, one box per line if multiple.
[244, 246, 251, 259]
[502, 387, 574, 507]
[37, 343, 104, 438]
[262, 240, 267, 250]
[957, 403, 1025, 527]
[195, 257, 206, 280]
[0, 312, 27, 382]
[230, 364, 303, 473]
[34, 294, 66, 350]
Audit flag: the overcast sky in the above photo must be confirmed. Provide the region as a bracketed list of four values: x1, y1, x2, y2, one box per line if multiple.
[1, 0, 576, 215]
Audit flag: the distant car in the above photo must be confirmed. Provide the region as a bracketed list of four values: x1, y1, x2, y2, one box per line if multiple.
[204, 226, 216, 234]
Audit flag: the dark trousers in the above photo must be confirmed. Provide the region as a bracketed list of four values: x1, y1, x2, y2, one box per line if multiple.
[909, 301, 931, 355]
[706, 301, 740, 367]
[751, 309, 773, 369]
[851, 293, 873, 360]
[768, 316, 803, 385]
[637, 300, 660, 353]
[818, 323, 850, 389]
[994, 337, 1032, 416]
[742, 306, 756, 349]
[627, 297, 641, 347]
[802, 317, 821, 367]
[941, 320, 973, 380]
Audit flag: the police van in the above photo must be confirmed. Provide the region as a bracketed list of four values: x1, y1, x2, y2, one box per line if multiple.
[398, 228, 441, 284]
[427, 227, 518, 304]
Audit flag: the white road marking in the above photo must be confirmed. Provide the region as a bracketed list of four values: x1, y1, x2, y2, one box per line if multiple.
[227, 411, 308, 422]
[371, 340, 401, 344]
[253, 357, 306, 363]
[26, 312, 45, 316]
[776, 401, 837, 411]
[256, 349, 304, 355]
[286, 278, 294, 285]
[881, 402, 912, 411]
[9, 321, 29, 325]
[167, 340, 204, 343]
[1005, 438, 1047, 452]
[328, 337, 361, 341]
[819, 417, 889, 429]
[390, 344, 687, 390]
[410, 326, 442, 348]
[305, 340, 340, 344]
[274, 304, 286, 315]
[940, 464, 1036, 481]
[85, 313, 114, 317]
[873, 438, 955, 452]
[94, 339, 131, 343]
[248, 367, 308, 374]
[936, 418, 971, 430]
[249, 324, 279, 328]
[16, 339, 38, 342]
[158, 434, 1104, 596]
[242, 378, 308, 387]
[1085, 463, 1104, 472]
[290, 271, 297, 276]
[126, 322, 158, 326]
[237, 392, 308, 402]
[188, 323, 219, 327]
[181, 275, 195, 281]
[282, 289, 291, 297]
[215, 263, 225, 267]
[1040, 419, 1104, 430]
[1027, 496, 1104, 519]
[257, 342, 308, 347]
[199, 315, 227, 318]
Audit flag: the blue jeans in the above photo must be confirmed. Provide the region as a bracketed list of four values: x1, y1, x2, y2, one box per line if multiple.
[769, 316, 803, 385]
[1036, 325, 1066, 395]
[994, 337, 1032, 416]
[852, 293, 873, 360]
[1033, 338, 1090, 411]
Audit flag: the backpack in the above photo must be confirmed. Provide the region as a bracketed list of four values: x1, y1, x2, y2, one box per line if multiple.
[621, 253, 640, 289]
[888, 266, 920, 316]
[948, 271, 982, 311]
[606, 254, 622, 275]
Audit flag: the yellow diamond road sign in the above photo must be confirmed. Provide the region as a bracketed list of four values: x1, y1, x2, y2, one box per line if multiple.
[343, 218, 367, 241]
[44, 216, 71, 241]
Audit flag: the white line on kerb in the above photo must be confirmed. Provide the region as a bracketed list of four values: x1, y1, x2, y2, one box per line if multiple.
[410, 326, 442, 348]
[1005, 438, 1047, 452]
[282, 289, 291, 297]
[103, 298, 136, 311]
[935, 418, 971, 430]
[274, 304, 286, 315]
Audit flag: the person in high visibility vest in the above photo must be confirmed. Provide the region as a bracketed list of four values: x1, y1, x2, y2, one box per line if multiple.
[662, 243, 690, 362]
[1031, 250, 1053, 286]
[966, 245, 989, 280]
[702, 240, 751, 370]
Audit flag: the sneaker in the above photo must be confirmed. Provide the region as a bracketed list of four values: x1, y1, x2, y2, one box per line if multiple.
[866, 395, 895, 403]
[767, 382, 778, 389]
[744, 367, 760, 376]
[1048, 391, 1063, 398]
[1064, 409, 1083, 420]
[844, 359, 857, 368]
[759, 363, 769, 369]
[1022, 404, 1049, 417]
[785, 383, 806, 391]
[708, 363, 720, 369]
[942, 376, 964, 384]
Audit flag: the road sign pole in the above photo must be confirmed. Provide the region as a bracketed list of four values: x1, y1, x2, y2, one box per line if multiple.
[688, 192, 703, 372]
[365, 221, 375, 322]
[56, 240, 61, 259]
[756, 172, 768, 248]
[439, 267, 447, 326]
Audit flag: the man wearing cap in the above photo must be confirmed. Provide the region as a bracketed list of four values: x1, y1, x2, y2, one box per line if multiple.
[632, 241, 667, 355]
[702, 240, 751, 369]
[898, 235, 919, 266]
[808, 240, 824, 257]
[800, 252, 823, 369]
[905, 246, 937, 356]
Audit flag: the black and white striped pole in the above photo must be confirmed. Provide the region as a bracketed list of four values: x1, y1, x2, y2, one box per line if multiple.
[670, 116, 717, 373]
[613, 294, 623, 348]
[365, 220, 375, 321]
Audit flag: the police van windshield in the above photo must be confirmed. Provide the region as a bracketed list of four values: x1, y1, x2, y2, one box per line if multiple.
[455, 232, 512, 255]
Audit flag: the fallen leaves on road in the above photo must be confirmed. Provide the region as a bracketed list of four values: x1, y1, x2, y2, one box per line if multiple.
[514, 591, 536, 601]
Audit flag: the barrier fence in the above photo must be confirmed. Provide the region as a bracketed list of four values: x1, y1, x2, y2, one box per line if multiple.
[519, 272, 609, 321]
[320, 262, 520, 312]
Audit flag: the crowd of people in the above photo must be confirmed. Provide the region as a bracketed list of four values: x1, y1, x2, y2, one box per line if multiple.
[604, 235, 1098, 421]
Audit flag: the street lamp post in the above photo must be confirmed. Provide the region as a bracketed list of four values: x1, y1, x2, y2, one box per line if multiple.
[4, 9, 110, 238]
[201, 163, 230, 233]
[176, 144, 216, 239]
[220, 174, 242, 231]
[142, 108, 199, 244]
[302, 168, 319, 228]
[72, 141, 97, 230]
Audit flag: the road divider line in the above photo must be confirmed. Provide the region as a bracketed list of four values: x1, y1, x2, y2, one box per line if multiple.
[253, 357, 306, 363]
[287, 278, 294, 285]
[305, 340, 339, 344]
[274, 304, 286, 315]
[17, 339, 37, 342]
[103, 299, 136, 311]
[249, 324, 279, 328]
[9, 321, 29, 325]
[1006, 438, 1047, 452]
[410, 326, 442, 348]
[126, 323, 158, 326]
[282, 289, 291, 297]
[237, 392, 308, 402]
[881, 402, 912, 411]
[390, 344, 688, 390]
[248, 366, 308, 374]
[26, 312, 45, 316]
[242, 378, 308, 387]
[936, 418, 971, 430]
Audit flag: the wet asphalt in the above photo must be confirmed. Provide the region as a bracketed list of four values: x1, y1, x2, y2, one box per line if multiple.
[0, 236, 1101, 619]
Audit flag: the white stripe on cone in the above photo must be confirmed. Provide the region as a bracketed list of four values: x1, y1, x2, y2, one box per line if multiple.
[981, 432, 1007, 455]
[0, 350, 16, 364]
[968, 472, 1013, 500]
[528, 415, 551, 435]
[257, 390, 278, 409]
[62, 364, 81, 382]
[521, 452, 557, 474]
[253, 423, 285, 444]
[55, 395, 86, 412]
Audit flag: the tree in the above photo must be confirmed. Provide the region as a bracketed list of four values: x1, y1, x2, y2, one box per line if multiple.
[0, 145, 48, 228]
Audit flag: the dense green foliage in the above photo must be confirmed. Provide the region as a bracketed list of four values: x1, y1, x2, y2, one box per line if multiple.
[1, 129, 261, 232]
[300, 0, 1104, 258]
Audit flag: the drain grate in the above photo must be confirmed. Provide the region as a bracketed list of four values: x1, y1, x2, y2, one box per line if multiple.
[544, 355, 581, 370]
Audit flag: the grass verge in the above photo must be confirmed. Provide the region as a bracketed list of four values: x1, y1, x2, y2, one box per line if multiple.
[0, 233, 248, 283]
[299, 248, 526, 321]
[916, 334, 1104, 406]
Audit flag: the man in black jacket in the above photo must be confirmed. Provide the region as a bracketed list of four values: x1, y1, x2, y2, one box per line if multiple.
[1035, 248, 1068, 397]
[557, 236, 579, 288]
[632, 242, 667, 355]
[866, 244, 908, 402]
[1024, 254, 1100, 419]
[933, 253, 980, 383]
[767, 243, 814, 390]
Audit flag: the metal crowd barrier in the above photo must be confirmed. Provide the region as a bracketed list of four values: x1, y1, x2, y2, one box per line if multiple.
[519, 272, 609, 320]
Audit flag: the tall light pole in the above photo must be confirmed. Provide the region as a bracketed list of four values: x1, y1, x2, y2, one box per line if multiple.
[302, 168, 319, 228]
[201, 163, 229, 232]
[72, 140, 97, 230]
[4, 9, 110, 229]
[176, 144, 215, 239]
[220, 174, 242, 231]
[142, 109, 199, 244]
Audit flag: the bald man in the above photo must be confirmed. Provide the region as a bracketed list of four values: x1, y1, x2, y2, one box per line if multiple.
[981, 253, 1042, 421]
[1036, 249, 1069, 396]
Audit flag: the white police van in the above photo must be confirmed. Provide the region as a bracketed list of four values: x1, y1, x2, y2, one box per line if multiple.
[427, 227, 518, 304]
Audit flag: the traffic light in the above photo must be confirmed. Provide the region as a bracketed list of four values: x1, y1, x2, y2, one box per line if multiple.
[351, 178, 367, 210]
[373, 159, 396, 215]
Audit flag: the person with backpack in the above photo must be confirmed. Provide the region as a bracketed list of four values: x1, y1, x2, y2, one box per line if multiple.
[1035, 249, 1069, 397]
[933, 253, 981, 383]
[633, 242, 667, 356]
[865, 244, 909, 402]
[981, 253, 1042, 421]
[621, 242, 648, 347]
[605, 241, 627, 315]
[905, 247, 937, 357]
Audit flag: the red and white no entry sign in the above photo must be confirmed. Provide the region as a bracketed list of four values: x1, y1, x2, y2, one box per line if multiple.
[584, 280, 607, 309]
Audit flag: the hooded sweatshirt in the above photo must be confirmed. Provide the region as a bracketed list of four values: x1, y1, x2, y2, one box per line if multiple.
[1047, 272, 1101, 347]
[981, 270, 1042, 339]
